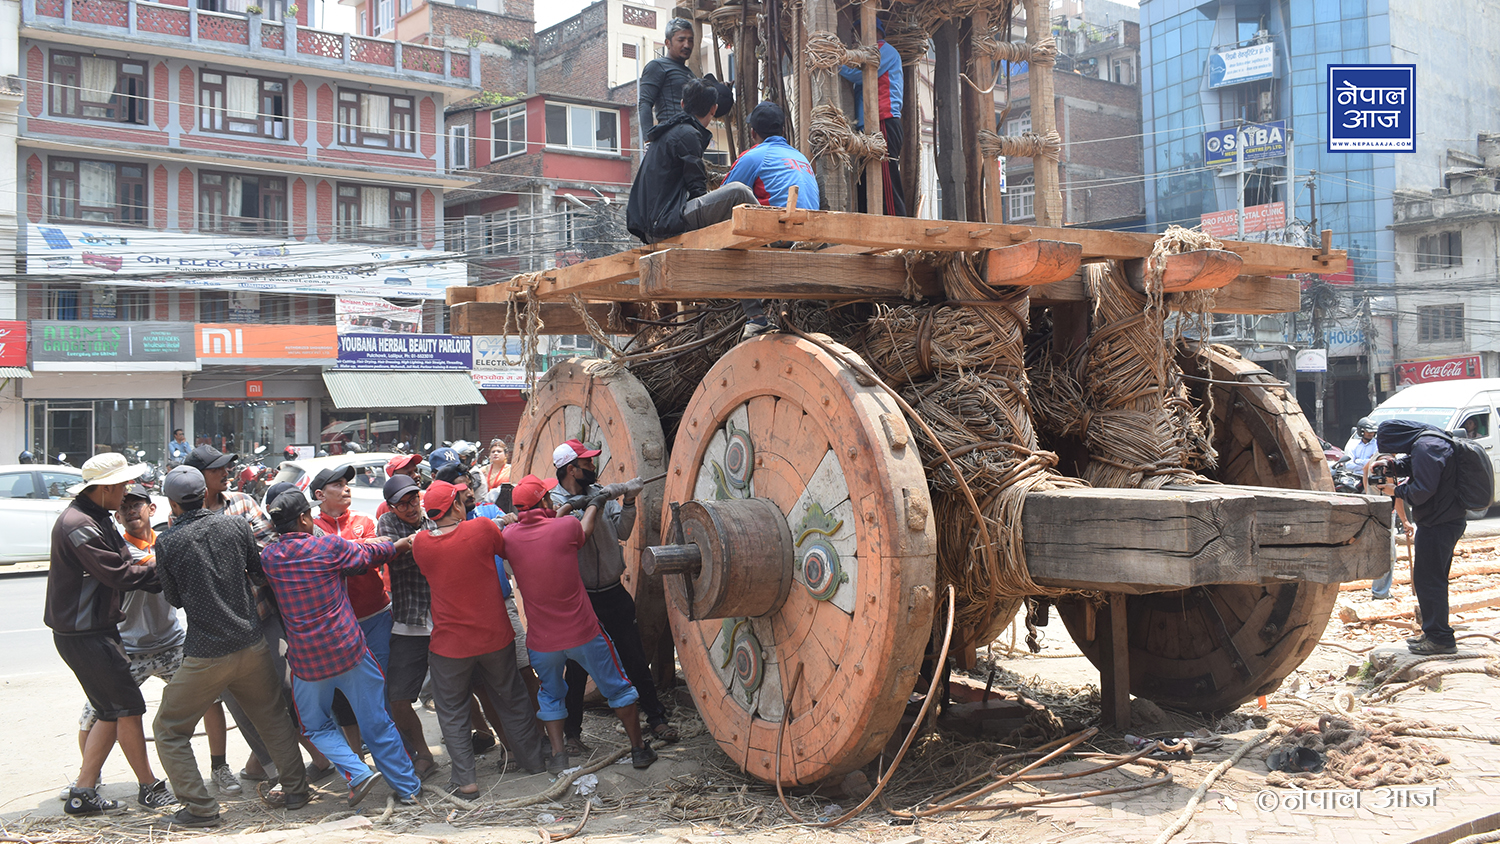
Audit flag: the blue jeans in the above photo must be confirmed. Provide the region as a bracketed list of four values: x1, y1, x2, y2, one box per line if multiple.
[530, 632, 639, 722]
[292, 649, 420, 799]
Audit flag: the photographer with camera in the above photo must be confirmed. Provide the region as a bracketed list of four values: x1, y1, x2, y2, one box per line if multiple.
[1369, 420, 1467, 655]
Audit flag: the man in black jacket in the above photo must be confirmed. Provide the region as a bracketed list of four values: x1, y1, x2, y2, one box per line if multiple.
[637, 18, 697, 149]
[626, 79, 753, 244]
[1373, 420, 1466, 655]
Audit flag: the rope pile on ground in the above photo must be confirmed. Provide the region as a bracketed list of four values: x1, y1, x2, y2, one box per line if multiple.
[1262, 715, 1450, 789]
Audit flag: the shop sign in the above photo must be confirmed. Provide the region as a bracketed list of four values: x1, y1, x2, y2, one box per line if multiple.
[336, 333, 473, 371]
[1397, 354, 1480, 386]
[0, 321, 28, 367]
[1200, 202, 1285, 238]
[1295, 349, 1328, 373]
[1209, 43, 1275, 88]
[246, 380, 264, 398]
[33, 321, 196, 362]
[471, 335, 527, 389]
[1203, 120, 1286, 167]
[26, 224, 466, 300]
[1328, 64, 1415, 153]
[195, 324, 337, 362]
[336, 297, 423, 334]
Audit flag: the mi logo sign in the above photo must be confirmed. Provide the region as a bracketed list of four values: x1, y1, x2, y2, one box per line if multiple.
[201, 328, 244, 356]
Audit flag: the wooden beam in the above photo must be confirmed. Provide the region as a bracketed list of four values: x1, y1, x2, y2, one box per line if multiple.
[450, 301, 637, 336]
[725, 205, 1346, 275]
[983, 240, 1084, 287]
[1099, 593, 1131, 729]
[1033, 272, 1300, 316]
[638, 249, 943, 300]
[446, 286, 479, 306]
[861, 0, 883, 216]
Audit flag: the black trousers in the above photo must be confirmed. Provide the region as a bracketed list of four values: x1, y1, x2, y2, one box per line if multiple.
[565, 584, 667, 735]
[856, 116, 908, 217]
[1413, 520, 1465, 646]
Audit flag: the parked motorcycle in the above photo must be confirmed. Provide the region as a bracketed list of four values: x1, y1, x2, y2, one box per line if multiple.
[1330, 456, 1363, 494]
[131, 450, 161, 491]
[237, 445, 272, 500]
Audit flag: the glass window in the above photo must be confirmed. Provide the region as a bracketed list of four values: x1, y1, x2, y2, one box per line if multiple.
[449, 124, 470, 171]
[40, 471, 79, 499]
[198, 171, 288, 235]
[1417, 305, 1463, 342]
[1007, 176, 1035, 222]
[46, 158, 147, 225]
[491, 105, 527, 158]
[196, 401, 300, 466]
[337, 90, 415, 151]
[48, 51, 148, 125]
[200, 71, 287, 139]
[0, 472, 37, 499]
[543, 102, 622, 154]
[320, 410, 433, 455]
[336, 183, 417, 244]
[199, 290, 230, 322]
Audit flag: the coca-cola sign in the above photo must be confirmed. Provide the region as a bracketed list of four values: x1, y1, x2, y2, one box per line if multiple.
[1396, 355, 1481, 386]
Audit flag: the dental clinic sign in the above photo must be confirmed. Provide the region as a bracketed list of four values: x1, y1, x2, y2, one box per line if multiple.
[1328, 64, 1415, 153]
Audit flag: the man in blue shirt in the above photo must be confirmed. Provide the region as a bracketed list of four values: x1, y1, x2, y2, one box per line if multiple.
[168, 429, 190, 467]
[838, 18, 906, 216]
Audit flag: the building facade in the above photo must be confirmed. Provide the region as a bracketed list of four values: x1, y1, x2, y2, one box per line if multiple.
[13, 0, 485, 465]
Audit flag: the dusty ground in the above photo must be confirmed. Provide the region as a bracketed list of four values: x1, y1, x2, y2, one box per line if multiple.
[5, 536, 1500, 844]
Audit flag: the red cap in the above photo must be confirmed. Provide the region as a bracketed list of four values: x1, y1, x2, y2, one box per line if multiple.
[552, 439, 603, 468]
[423, 479, 467, 518]
[512, 474, 559, 509]
[386, 453, 423, 478]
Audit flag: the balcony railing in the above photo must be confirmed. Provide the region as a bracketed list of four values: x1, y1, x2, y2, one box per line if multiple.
[23, 0, 477, 87]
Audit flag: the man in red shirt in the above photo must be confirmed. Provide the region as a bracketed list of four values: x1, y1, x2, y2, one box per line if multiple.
[504, 475, 656, 772]
[310, 465, 390, 753]
[411, 480, 547, 795]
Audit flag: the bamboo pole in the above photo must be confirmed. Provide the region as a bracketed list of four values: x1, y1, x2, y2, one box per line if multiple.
[973, 9, 1002, 223]
[860, 0, 884, 215]
[797, 6, 812, 156]
[809, 0, 848, 210]
[1023, 0, 1062, 226]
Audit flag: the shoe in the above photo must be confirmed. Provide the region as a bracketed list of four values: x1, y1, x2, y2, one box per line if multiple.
[211, 763, 242, 795]
[63, 786, 120, 816]
[471, 731, 497, 753]
[648, 723, 680, 745]
[305, 762, 337, 782]
[545, 750, 569, 775]
[138, 778, 177, 810]
[740, 318, 773, 341]
[59, 778, 104, 801]
[563, 735, 591, 756]
[1406, 634, 1425, 646]
[415, 762, 439, 782]
[168, 808, 222, 828]
[631, 744, 659, 769]
[1408, 637, 1457, 655]
[239, 764, 274, 782]
[397, 792, 421, 806]
[258, 783, 309, 810]
[348, 771, 383, 807]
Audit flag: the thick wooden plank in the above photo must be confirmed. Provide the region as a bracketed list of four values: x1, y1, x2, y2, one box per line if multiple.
[1031, 272, 1300, 315]
[446, 286, 479, 305]
[637, 249, 943, 300]
[450, 301, 636, 336]
[1099, 594, 1131, 729]
[983, 240, 1083, 287]
[1122, 250, 1244, 293]
[726, 205, 1346, 276]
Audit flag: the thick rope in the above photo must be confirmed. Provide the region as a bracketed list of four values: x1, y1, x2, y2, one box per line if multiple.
[809, 104, 887, 169]
[806, 30, 880, 71]
[977, 129, 1063, 162]
[1152, 729, 1273, 844]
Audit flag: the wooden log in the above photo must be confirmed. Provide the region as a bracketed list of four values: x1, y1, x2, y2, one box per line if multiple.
[1099, 593, 1131, 729]
[1032, 271, 1300, 315]
[983, 240, 1083, 287]
[450, 301, 636, 336]
[861, 0, 883, 216]
[1022, 485, 1392, 594]
[1024, 0, 1062, 227]
[1121, 250, 1245, 293]
[446, 286, 479, 305]
[637, 248, 943, 300]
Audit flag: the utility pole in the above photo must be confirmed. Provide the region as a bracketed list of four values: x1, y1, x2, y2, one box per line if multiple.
[1312, 281, 1327, 440]
[1363, 294, 1378, 412]
[1235, 119, 1246, 239]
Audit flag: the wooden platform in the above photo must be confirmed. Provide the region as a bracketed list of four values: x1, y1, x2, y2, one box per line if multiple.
[1021, 484, 1391, 594]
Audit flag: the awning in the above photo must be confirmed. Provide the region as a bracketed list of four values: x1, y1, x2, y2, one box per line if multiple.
[0, 368, 33, 378]
[323, 371, 485, 409]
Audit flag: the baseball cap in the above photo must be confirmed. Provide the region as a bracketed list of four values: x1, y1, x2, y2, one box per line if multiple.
[512, 474, 559, 509]
[68, 452, 149, 495]
[185, 444, 236, 472]
[702, 72, 734, 117]
[552, 439, 602, 468]
[263, 481, 300, 509]
[383, 473, 421, 506]
[385, 453, 423, 478]
[163, 465, 208, 503]
[267, 489, 312, 527]
[423, 479, 465, 518]
[428, 447, 460, 474]
[122, 483, 152, 503]
[434, 463, 468, 485]
[748, 101, 785, 139]
[308, 464, 355, 495]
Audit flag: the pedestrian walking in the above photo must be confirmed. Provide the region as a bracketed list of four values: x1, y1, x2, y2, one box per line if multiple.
[45, 454, 175, 815]
[151, 467, 309, 827]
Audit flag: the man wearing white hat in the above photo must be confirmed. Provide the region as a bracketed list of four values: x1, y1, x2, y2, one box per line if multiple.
[45, 452, 176, 816]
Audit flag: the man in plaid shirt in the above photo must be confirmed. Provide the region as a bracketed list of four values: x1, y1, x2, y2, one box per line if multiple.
[260, 490, 421, 808]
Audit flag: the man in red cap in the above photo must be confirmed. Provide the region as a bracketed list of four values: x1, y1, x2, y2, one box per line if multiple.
[411, 480, 548, 795]
[376, 455, 425, 519]
[505, 473, 656, 772]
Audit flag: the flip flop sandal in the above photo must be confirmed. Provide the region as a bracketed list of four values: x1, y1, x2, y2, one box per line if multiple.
[239, 768, 269, 782]
[416, 763, 440, 782]
[649, 723, 680, 744]
[306, 763, 337, 783]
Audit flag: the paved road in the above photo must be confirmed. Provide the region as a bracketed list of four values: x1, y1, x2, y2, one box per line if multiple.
[0, 572, 63, 677]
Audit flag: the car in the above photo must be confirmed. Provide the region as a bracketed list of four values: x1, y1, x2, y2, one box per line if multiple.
[272, 453, 431, 519]
[0, 464, 169, 565]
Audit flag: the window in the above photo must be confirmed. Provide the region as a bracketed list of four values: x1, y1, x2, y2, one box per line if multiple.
[337, 183, 417, 243]
[543, 103, 620, 154]
[200, 71, 287, 139]
[337, 90, 415, 150]
[1007, 176, 1035, 221]
[46, 289, 80, 320]
[1006, 113, 1031, 135]
[622, 42, 638, 59]
[49, 52, 147, 124]
[119, 290, 151, 320]
[1417, 231, 1462, 270]
[449, 125, 470, 171]
[0, 472, 38, 500]
[1111, 57, 1134, 85]
[199, 291, 230, 322]
[1418, 305, 1464, 343]
[483, 210, 519, 255]
[261, 293, 292, 323]
[491, 106, 526, 159]
[47, 158, 147, 225]
[373, 0, 393, 33]
[198, 172, 288, 234]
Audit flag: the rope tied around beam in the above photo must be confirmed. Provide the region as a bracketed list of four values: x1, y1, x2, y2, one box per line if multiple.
[977, 129, 1063, 162]
[806, 30, 881, 71]
[974, 33, 1056, 64]
[881, 12, 929, 65]
[809, 103, 888, 169]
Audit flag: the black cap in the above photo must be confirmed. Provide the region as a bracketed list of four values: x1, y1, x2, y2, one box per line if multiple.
[263, 481, 300, 509]
[702, 72, 734, 117]
[383, 473, 421, 505]
[434, 464, 468, 485]
[123, 483, 151, 503]
[748, 101, 785, 139]
[267, 489, 312, 527]
[185, 444, 236, 471]
[308, 464, 356, 495]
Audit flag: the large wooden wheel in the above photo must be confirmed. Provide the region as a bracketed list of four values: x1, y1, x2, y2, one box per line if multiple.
[661, 334, 937, 785]
[513, 360, 670, 660]
[1056, 344, 1341, 713]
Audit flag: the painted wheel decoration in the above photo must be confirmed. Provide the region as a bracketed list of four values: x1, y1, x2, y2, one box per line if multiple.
[662, 334, 937, 785]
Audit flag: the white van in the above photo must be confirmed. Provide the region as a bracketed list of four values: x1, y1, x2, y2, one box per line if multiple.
[1354, 378, 1500, 507]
